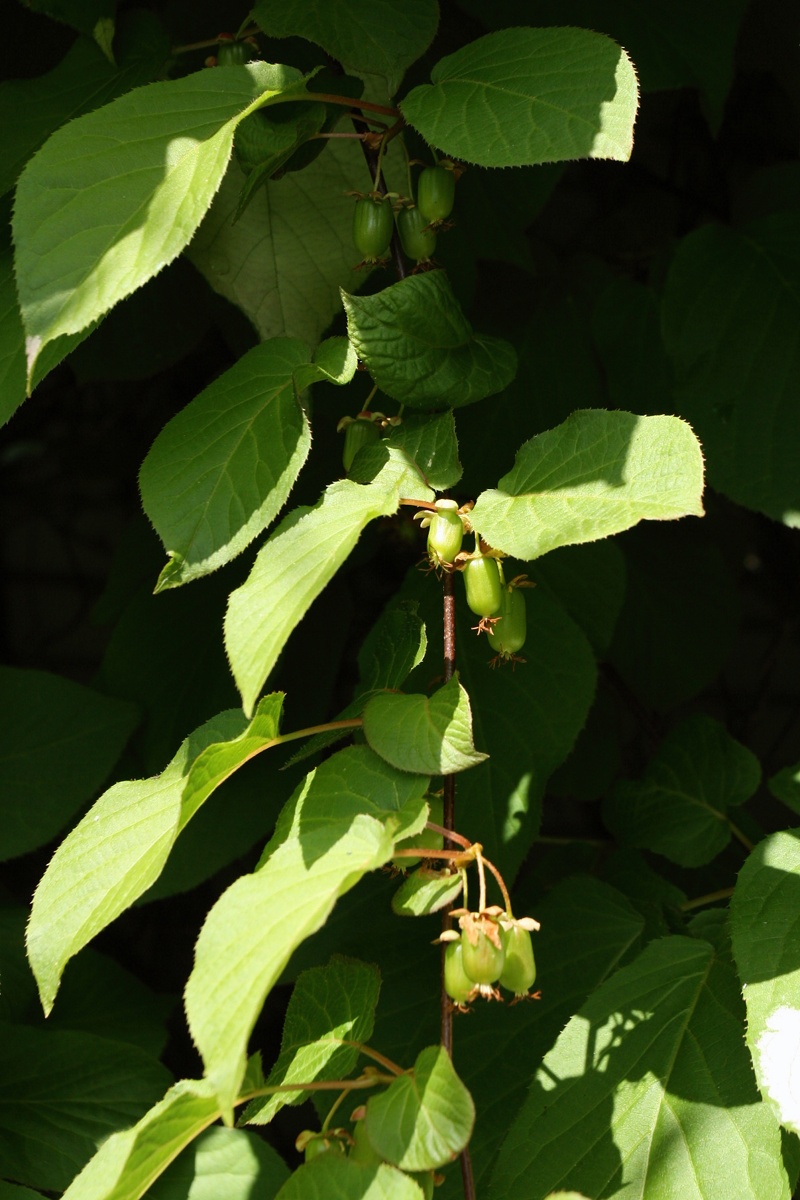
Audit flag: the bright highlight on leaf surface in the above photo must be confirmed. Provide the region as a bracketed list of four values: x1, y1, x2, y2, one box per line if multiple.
[470, 410, 704, 561]
[13, 62, 303, 387]
[731, 829, 800, 1136]
[491, 936, 792, 1200]
[400, 27, 639, 168]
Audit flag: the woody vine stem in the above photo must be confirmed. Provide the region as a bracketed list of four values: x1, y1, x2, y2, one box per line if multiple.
[356, 114, 475, 1196]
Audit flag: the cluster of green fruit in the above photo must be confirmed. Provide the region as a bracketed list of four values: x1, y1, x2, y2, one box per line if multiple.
[352, 164, 456, 267]
[297, 1116, 438, 1197]
[418, 499, 530, 663]
[441, 908, 539, 1008]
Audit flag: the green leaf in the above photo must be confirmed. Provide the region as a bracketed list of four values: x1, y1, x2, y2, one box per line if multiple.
[0, 666, 137, 862]
[0, 1183, 45, 1199]
[0, 909, 171, 1054]
[244, 956, 380, 1125]
[365, 1045, 475, 1171]
[603, 715, 761, 867]
[139, 338, 312, 590]
[342, 272, 517, 410]
[358, 602, 428, 692]
[663, 216, 800, 524]
[491, 937, 792, 1200]
[147, 1127, 289, 1200]
[392, 868, 463, 917]
[185, 746, 429, 1111]
[20, 0, 113, 45]
[225, 448, 433, 717]
[607, 524, 741, 710]
[232, 102, 328, 220]
[386, 411, 462, 491]
[287, 601, 429, 769]
[0, 245, 28, 426]
[252, 0, 439, 93]
[294, 336, 359, 391]
[57, 1078, 223, 1200]
[13, 61, 303, 385]
[769, 765, 800, 816]
[363, 676, 487, 775]
[26, 708, 265, 1013]
[178, 694, 285, 824]
[187, 142, 366, 350]
[731, 830, 800, 1136]
[470, 410, 705, 560]
[0, 1024, 170, 1193]
[400, 27, 638, 168]
[273, 1158, 424, 1200]
[0, 12, 168, 199]
[530, 540, 627, 657]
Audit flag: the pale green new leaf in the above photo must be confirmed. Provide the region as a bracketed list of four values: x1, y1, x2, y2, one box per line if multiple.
[252, 0, 439, 93]
[364, 1045, 475, 1171]
[274, 1158, 424, 1200]
[185, 746, 429, 1111]
[342, 272, 517, 410]
[731, 829, 800, 1136]
[400, 27, 638, 168]
[363, 676, 487, 775]
[0, 1024, 170, 1194]
[187, 141, 366, 350]
[13, 62, 303, 384]
[470, 410, 705, 560]
[58, 1078, 223, 1200]
[603, 715, 761, 867]
[225, 448, 433, 716]
[139, 339, 312, 590]
[491, 937, 792, 1200]
[27, 709, 251, 1013]
[245, 956, 380, 1125]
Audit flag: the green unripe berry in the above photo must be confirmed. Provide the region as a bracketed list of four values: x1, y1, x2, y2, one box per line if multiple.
[427, 500, 463, 568]
[417, 165, 456, 224]
[499, 924, 537, 997]
[353, 196, 393, 262]
[461, 925, 505, 985]
[396, 204, 437, 263]
[463, 556, 502, 619]
[444, 939, 476, 1007]
[487, 586, 527, 658]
